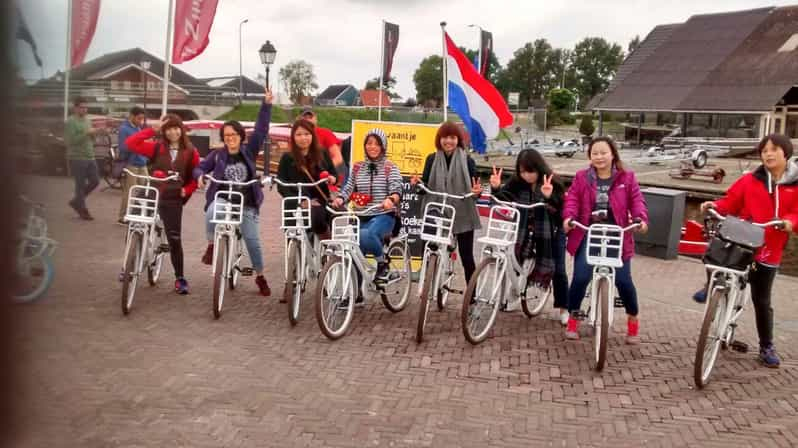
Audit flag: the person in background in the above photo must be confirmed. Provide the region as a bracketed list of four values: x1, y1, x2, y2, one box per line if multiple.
[65, 97, 106, 220]
[116, 106, 147, 225]
[300, 107, 346, 184]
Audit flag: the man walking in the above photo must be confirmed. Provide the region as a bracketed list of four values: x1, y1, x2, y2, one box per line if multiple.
[65, 97, 105, 220]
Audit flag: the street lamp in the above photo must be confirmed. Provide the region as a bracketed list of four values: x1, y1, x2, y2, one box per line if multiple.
[467, 24, 482, 74]
[239, 18, 248, 103]
[140, 60, 151, 125]
[258, 40, 277, 90]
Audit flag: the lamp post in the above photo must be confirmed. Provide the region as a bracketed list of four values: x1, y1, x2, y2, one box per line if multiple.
[257, 41, 277, 174]
[467, 24, 482, 74]
[239, 18, 248, 103]
[140, 60, 151, 126]
[258, 40, 277, 90]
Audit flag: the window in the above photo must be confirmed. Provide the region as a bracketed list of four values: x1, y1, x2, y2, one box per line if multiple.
[778, 34, 798, 53]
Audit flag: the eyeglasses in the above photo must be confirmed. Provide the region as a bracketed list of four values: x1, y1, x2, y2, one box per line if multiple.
[223, 133, 239, 138]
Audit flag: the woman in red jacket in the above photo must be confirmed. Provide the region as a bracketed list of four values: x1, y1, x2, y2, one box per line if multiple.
[126, 114, 200, 295]
[699, 133, 798, 368]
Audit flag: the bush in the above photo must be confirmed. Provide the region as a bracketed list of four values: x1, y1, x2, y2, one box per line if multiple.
[579, 115, 595, 136]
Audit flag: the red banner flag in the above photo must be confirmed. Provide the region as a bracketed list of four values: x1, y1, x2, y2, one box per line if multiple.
[171, 0, 219, 64]
[70, 0, 101, 67]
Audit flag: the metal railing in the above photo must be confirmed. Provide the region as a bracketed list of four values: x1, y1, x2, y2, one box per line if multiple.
[20, 80, 240, 106]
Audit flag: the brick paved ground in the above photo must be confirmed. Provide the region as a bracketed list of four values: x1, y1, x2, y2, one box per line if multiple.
[10, 175, 798, 447]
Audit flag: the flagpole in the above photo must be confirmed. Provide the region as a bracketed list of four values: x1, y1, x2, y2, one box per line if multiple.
[378, 20, 385, 121]
[161, 0, 175, 116]
[476, 27, 482, 75]
[440, 21, 447, 122]
[63, 0, 73, 122]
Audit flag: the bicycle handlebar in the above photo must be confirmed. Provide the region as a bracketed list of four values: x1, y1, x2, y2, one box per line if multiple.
[263, 176, 329, 188]
[415, 182, 476, 200]
[568, 218, 642, 233]
[203, 174, 263, 187]
[325, 204, 386, 216]
[124, 168, 180, 182]
[487, 195, 546, 210]
[706, 207, 785, 228]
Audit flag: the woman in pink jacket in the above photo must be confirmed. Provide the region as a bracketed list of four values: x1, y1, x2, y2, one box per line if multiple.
[562, 137, 649, 344]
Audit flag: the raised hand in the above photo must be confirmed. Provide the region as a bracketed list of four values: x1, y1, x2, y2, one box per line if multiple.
[264, 88, 273, 104]
[489, 165, 503, 189]
[471, 178, 483, 195]
[541, 173, 554, 199]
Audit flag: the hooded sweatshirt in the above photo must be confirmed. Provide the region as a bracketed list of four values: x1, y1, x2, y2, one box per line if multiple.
[337, 147, 403, 216]
[714, 157, 798, 266]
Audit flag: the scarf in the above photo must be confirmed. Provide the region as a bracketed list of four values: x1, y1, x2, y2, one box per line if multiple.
[515, 185, 556, 286]
[427, 148, 481, 234]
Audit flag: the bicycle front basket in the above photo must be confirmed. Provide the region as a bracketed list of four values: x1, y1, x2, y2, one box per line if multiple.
[702, 237, 755, 271]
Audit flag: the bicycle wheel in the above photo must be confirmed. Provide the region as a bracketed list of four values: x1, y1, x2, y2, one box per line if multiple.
[13, 254, 54, 303]
[521, 271, 553, 318]
[315, 256, 356, 340]
[147, 225, 166, 286]
[380, 241, 411, 313]
[593, 277, 610, 371]
[436, 253, 454, 310]
[416, 253, 438, 343]
[284, 240, 302, 326]
[694, 287, 727, 389]
[462, 257, 504, 345]
[121, 232, 142, 315]
[213, 235, 229, 319]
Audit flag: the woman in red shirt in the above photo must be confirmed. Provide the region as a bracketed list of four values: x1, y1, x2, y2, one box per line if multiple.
[126, 114, 200, 295]
[700, 134, 798, 367]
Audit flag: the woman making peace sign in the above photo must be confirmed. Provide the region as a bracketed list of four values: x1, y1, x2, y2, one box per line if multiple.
[489, 149, 569, 322]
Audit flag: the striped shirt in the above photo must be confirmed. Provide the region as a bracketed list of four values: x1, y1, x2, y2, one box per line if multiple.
[339, 158, 403, 215]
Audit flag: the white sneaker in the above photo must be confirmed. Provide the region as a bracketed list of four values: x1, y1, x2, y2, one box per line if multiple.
[559, 310, 570, 326]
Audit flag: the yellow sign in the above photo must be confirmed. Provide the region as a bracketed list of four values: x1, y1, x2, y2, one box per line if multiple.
[350, 120, 440, 176]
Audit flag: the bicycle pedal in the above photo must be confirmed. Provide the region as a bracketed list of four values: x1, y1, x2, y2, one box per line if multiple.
[730, 341, 749, 353]
[572, 311, 588, 321]
[444, 287, 463, 295]
[614, 297, 624, 308]
[238, 267, 254, 277]
[158, 243, 170, 253]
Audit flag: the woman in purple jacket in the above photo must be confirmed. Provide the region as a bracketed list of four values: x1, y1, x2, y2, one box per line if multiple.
[562, 137, 649, 344]
[194, 88, 273, 297]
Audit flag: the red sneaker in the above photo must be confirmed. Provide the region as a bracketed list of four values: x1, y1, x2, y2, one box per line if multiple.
[565, 316, 580, 340]
[626, 318, 640, 345]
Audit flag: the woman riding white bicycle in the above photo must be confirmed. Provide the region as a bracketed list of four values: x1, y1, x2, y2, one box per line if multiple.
[332, 128, 403, 284]
[195, 88, 274, 297]
[697, 134, 798, 368]
[563, 137, 649, 344]
[410, 121, 482, 284]
[126, 114, 200, 295]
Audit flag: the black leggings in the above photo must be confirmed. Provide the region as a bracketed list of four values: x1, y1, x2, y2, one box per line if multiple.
[158, 201, 185, 279]
[310, 205, 331, 235]
[750, 262, 778, 348]
[456, 231, 476, 284]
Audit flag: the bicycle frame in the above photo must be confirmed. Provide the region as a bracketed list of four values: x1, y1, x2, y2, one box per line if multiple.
[703, 264, 750, 344]
[18, 200, 57, 262]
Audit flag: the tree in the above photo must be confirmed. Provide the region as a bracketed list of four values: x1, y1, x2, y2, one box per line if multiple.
[500, 39, 562, 108]
[628, 35, 641, 54]
[579, 114, 595, 136]
[548, 88, 575, 112]
[413, 55, 443, 107]
[364, 75, 399, 99]
[279, 60, 318, 104]
[570, 37, 624, 107]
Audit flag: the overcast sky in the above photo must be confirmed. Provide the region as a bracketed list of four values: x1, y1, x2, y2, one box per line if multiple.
[14, 0, 798, 100]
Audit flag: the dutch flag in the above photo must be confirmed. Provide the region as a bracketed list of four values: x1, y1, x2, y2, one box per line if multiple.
[445, 33, 512, 153]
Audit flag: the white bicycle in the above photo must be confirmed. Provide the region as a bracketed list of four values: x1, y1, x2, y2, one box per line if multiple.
[568, 216, 641, 371]
[314, 204, 412, 340]
[119, 169, 177, 315]
[14, 196, 57, 303]
[461, 196, 551, 344]
[265, 176, 330, 325]
[414, 183, 476, 343]
[694, 207, 783, 388]
[204, 174, 268, 319]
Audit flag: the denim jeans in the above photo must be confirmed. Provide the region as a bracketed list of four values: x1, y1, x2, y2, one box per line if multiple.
[206, 199, 263, 272]
[567, 239, 639, 316]
[69, 159, 99, 210]
[359, 213, 396, 259]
